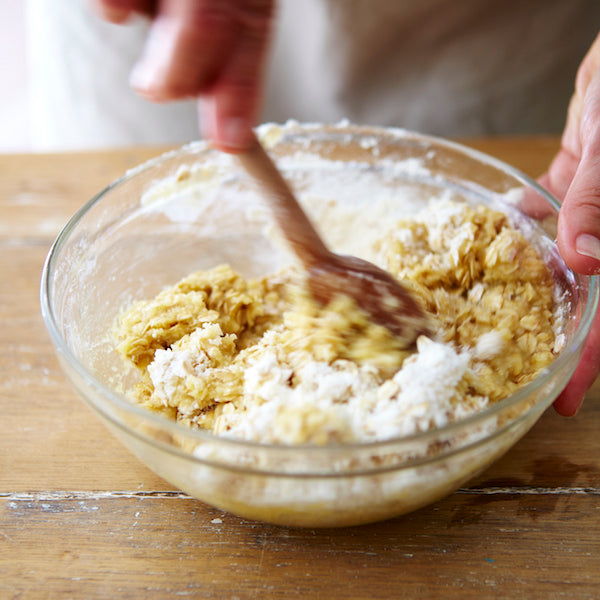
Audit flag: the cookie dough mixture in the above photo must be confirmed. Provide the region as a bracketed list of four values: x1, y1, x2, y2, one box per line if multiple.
[115, 198, 566, 445]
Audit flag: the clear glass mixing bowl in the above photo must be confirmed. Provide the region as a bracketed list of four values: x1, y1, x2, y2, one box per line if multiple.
[41, 123, 598, 527]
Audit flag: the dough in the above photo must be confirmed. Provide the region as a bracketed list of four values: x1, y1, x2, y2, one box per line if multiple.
[116, 200, 562, 445]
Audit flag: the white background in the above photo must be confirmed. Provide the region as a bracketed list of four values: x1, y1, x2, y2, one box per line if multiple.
[1, 1, 30, 151]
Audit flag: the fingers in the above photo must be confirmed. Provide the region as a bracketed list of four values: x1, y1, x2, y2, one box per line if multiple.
[539, 147, 580, 207]
[556, 65, 600, 275]
[537, 34, 600, 414]
[93, 0, 274, 150]
[198, 1, 274, 151]
[131, 0, 237, 101]
[130, 0, 273, 104]
[126, 0, 274, 150]
[548, 33, 600, 274]
[553, 306, 600, 416]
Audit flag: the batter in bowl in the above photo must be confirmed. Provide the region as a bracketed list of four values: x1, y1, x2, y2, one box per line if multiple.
[115, 198, 564, 445]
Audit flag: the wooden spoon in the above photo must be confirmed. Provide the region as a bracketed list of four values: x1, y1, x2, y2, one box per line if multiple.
[237, 133, 431, 347]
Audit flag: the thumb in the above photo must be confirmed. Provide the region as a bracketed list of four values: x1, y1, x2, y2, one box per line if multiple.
[556, 37, 600, 275]
[557, 68, 600, 275]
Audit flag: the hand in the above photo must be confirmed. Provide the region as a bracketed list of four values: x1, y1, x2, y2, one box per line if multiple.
[541, 33, 600, 416]
[93, 0, 275, 151]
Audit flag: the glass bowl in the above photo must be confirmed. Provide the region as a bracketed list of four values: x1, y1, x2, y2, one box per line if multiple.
[41, 123, 598, 527]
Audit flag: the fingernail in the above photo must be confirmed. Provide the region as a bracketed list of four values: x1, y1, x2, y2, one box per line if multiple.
[129, 58, 156, 94]
[576, 233, 600, 260]
[129, 57, 160, 99]
[129, 19, 172, 96]
[220, 117, 253, 150]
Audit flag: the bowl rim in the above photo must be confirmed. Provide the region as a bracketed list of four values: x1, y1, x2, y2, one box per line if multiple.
[40, 123, 599, 458]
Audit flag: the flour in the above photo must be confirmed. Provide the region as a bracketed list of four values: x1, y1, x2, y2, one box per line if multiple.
[208, 335, 477, 444]
[147, 323, 225, 405]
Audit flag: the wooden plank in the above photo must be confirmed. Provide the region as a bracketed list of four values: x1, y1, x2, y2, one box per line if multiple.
[0, 244, 170, 491]
[0, 147, 172, 243]
[469, 384, 600, 489]
[461, 136, 561, 179]
[5, 139, 600, 600]
[1, 492, 598, 599]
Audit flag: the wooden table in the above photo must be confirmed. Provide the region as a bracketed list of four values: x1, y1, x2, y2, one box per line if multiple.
[1, 138, 599, 599]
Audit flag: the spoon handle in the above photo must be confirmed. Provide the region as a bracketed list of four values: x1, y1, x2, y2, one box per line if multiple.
[237, 133, 330, 268]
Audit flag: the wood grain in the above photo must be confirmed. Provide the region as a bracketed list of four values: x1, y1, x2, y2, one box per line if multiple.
[0, 147, 171, 243]
[2, 137, 599, 600]
[1, 493, 598, 599]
